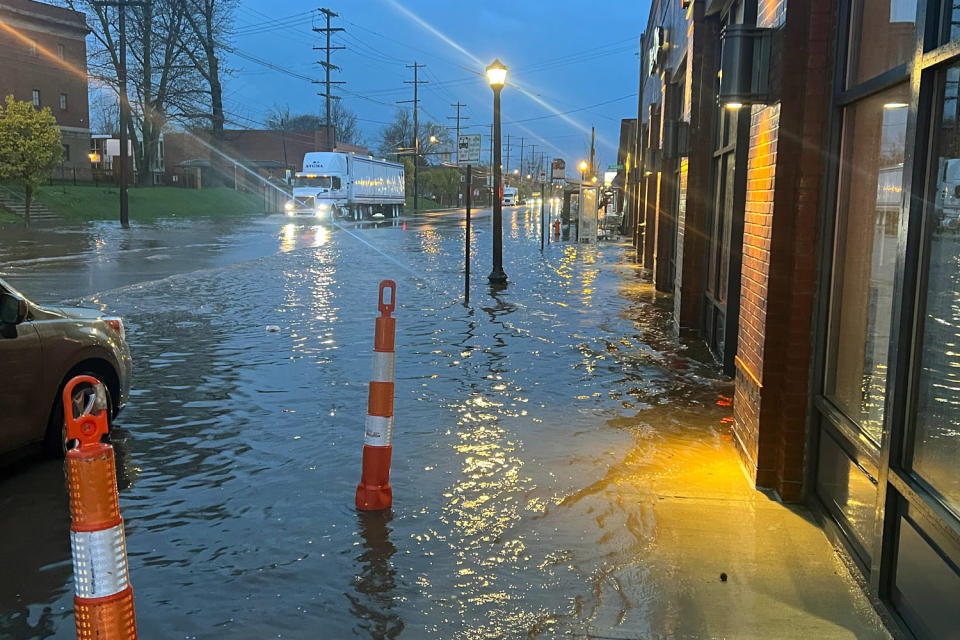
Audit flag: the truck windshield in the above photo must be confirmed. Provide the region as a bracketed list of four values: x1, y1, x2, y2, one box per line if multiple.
[294, 176, 341, 189]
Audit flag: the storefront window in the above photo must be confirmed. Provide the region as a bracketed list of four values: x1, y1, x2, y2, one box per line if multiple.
[941, 0, 960, 45]
[847, 0, 916, 87]
[911, 64, 960, 516]
[825, 84, 909, 443]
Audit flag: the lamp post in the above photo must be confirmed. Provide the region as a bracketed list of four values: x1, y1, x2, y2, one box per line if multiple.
[487, 58, 508, 285]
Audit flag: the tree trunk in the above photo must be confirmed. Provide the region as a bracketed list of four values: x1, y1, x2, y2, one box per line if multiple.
[205, 2, 224, 140]
[23, 185, 31, 229]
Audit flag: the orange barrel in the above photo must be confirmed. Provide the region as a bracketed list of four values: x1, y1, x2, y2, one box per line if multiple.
[356, 280, 397, 511]
[63, 375, 137, 639]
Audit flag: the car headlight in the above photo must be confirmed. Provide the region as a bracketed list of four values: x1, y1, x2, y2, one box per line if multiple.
[318, 202, 328, 210]
[285, 201, 294, 211]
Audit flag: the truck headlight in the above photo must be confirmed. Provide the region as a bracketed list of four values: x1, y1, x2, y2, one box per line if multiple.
[285, 201, 294, 212]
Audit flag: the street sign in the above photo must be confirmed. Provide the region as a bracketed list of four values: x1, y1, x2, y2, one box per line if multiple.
[538, 170, 548, 182]
[550, 158, 566, 181]
[608, 164, 624, 171]
[458, 134, 482, 165]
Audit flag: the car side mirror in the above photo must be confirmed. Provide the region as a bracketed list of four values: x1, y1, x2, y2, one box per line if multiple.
[0, 293, 27, 325]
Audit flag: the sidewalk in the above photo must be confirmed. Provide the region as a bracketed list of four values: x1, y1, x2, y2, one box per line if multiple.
[550, 266, 892, 639]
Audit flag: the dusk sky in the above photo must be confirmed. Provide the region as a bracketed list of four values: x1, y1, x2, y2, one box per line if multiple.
[225, 1, 649, 177]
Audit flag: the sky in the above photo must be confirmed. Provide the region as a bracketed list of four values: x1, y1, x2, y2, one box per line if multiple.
[224, 0, 650, 177]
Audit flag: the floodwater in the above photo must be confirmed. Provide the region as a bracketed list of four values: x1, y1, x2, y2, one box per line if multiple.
[0, 208, 874, 638]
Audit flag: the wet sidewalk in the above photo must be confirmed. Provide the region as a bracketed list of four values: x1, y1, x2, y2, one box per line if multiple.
[0, 213, 890, 638]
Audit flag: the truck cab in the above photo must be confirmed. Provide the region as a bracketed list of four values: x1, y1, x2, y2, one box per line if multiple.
[286, 152, 349, 217]
[502, 187, 518, 206]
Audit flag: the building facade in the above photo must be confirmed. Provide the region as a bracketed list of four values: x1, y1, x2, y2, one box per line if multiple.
[0, 0, 90, 176]
[633, 0, 960, 636]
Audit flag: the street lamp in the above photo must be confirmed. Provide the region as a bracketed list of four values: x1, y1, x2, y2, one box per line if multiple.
[487, 58, 508, 285]
[429, 135, 438, 143]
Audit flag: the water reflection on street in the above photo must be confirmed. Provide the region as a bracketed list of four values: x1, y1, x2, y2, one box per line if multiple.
[1, 207, 737, 638]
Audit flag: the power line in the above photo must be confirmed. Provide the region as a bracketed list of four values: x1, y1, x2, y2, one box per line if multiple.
[502, 93, 638, 125]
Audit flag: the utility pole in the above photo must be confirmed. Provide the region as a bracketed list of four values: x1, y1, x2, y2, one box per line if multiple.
[488, 123, 493, 167]
[447, 101, 469, 150]
[398, 62, 427, 211]
[449, 102, 468, 208]
[504, 133, 511, 181]
[519, 136, 524, 180]
[589, 125, 596, 177]
[92, 0, 145, 227]
[313, 8, 344, 149]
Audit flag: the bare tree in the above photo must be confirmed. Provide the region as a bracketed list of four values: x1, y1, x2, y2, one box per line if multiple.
[179, 0, 235, 139]
[88, 88, 119, 135]
[377, 110, 451, 164]
[266, 102, 362, 146]
[66, 0, 206, 184]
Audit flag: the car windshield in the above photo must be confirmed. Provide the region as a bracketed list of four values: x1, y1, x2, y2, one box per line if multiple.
[0, 277, 25, 299]
[294, 176, 333, 188]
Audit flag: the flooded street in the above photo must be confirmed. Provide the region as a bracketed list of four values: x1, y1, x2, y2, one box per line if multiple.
[0, 209, 885, 639]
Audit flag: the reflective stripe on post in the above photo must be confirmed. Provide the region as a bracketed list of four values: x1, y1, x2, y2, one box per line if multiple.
[356, 280, 397, 511]
[63, 375, 138, 640]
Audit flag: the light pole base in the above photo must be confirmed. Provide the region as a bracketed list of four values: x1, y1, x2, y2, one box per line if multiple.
[487, 269, 508, 284]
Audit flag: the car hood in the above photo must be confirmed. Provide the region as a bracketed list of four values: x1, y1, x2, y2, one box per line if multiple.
[31, 303, 105, 321]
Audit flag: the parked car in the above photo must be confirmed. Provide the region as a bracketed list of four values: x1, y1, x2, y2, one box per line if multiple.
[0, 277, 131, 458]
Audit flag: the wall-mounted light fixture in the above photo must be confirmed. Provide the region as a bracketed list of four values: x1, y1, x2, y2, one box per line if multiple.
[718, 24, 772, 108]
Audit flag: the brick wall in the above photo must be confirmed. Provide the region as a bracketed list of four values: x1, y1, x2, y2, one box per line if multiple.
[0, 1, 90, 169]
[673, 8, 718, 336]
[732, 0, 832, 501]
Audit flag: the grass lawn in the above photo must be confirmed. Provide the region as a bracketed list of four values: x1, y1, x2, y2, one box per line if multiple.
[34, 185, 266, 222]
[406, 196, 443, 210]
[0, 208, 19, 226]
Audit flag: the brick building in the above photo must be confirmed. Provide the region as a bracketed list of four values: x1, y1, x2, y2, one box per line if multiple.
[0, 0, 89, 176]
[163, 127, 368, 189]
[633, 0, 959, 636]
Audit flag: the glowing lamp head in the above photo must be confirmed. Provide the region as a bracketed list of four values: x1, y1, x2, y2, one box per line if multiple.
[429, 135, 438, 143]
[486, 58, 508, 88]
[591, 176, 598, 183]
[578, 161, 588, 173]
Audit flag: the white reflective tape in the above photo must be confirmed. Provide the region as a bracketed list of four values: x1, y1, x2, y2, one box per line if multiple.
[364, 414, 393, 447]
[70, 523, 130, 599]
[370, 351, 395, 383]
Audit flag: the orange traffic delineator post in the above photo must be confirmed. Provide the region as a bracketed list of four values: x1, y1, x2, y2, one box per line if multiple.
[63, 375, 138, 640]
[356, 280, 397, 511]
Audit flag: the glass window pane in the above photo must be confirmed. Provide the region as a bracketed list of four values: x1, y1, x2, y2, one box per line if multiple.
[825, 84, 909, 443]
[847, 0, 916, 87]
[941, 0, 960, 45]
[816, 430, 877, 561]
[911, 64, 960, 516]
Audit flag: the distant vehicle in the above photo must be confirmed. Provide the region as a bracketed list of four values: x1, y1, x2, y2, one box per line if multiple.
[502, 186, 518, 206]
[286, 152, 405, 220]
[0, 277, 131, 459]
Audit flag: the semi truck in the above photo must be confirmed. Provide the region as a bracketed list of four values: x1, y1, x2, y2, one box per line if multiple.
[502, 186, 518, 206]
[286, 152, 405, 219]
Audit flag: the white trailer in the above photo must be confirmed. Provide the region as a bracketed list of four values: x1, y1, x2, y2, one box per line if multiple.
[286, 152, 405, 219]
